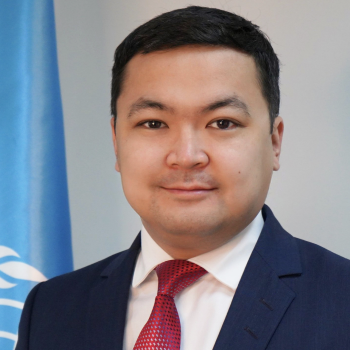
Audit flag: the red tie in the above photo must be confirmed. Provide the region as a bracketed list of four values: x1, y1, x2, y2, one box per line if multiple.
[133, 260, 207, 350]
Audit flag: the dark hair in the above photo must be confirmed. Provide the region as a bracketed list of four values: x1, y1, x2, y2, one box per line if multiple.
[111, 6, 280, 132]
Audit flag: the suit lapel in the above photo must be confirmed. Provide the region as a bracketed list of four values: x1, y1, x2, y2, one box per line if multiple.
[213, 205, 302, 350]
[86, 234, 141, 350]
[212, 250, 296, 350]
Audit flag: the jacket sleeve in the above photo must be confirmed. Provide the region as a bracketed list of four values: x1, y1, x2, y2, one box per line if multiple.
[15, 283, 42, 350]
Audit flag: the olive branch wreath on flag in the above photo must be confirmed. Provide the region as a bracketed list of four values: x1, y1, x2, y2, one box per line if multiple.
[0, 246, 47, 346]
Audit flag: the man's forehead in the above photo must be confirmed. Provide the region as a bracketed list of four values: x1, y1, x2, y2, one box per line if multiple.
[119, 46, 259, 96]
[117, 45, 266, 118]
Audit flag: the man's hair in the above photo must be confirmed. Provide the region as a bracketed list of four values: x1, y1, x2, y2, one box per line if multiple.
[111, 6, 280, 132]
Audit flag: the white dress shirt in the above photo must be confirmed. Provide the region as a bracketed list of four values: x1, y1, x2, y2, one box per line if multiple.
[123, 211, 264, 350]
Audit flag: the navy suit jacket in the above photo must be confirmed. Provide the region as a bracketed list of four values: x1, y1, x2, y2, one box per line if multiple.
[16, 205, 350, 349]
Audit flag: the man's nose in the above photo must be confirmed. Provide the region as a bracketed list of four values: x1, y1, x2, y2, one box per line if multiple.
[165, 128, 209, 169]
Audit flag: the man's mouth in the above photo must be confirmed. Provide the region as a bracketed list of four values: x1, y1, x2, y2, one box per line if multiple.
[161, 185, 217, 197]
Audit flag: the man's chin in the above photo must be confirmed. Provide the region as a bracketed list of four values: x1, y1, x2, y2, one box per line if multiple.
[156, 213, 227, 238]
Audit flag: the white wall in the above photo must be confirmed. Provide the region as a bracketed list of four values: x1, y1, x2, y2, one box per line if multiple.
[54, 0, 350, 269]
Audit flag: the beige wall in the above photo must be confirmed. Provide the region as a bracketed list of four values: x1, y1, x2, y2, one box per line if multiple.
[54, 0, 350, 269]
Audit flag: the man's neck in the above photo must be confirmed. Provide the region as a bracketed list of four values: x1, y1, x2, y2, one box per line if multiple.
[141, 214, 262, 260]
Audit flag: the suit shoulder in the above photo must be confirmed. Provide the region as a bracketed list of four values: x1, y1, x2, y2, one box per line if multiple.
[38, 250, 127, 294]
[295, 237, 350, 277]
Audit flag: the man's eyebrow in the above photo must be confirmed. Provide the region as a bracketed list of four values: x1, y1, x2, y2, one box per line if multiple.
[128, 98, 173, 118]
[128, 96, 251, 118]
[202, 96, 251, 117]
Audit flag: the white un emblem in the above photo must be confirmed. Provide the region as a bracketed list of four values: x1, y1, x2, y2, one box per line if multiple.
[0, 246, 47, 350]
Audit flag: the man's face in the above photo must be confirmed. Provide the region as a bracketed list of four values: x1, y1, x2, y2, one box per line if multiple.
[112, 46, 283, 257]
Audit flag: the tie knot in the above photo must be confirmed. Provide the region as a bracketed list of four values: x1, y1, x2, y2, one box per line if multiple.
[155, 260, 207, 298]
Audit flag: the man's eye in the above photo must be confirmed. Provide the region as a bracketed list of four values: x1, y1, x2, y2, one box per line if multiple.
[210, 119, 237, 130]
[142, 120, 165, 129]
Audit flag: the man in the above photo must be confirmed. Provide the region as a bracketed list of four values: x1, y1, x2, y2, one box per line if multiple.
[16, 6, 350, 350]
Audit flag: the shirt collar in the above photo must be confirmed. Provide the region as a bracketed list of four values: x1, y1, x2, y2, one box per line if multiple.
[132, 226, 173, 287]
[132, 211, 264, 291]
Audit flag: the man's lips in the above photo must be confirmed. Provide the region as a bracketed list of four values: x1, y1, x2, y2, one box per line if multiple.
[163, 187, 215, 191]
[161, 185, 217, 195]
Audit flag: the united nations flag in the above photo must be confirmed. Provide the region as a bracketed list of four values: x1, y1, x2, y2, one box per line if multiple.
[0, 1, 73, 349]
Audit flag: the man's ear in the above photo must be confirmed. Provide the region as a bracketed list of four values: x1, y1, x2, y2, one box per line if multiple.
[271, 116, 284, 171]
[110, 117, 120, 172]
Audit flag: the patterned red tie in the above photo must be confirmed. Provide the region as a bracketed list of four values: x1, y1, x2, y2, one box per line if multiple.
[133, 260, 207, 350]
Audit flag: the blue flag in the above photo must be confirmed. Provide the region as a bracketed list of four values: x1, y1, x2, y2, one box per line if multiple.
[0, 1, 73, 348]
